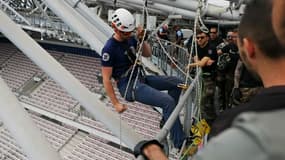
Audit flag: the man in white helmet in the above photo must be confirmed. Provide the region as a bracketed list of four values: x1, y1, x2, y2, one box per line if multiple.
[101, 8, 186, 149]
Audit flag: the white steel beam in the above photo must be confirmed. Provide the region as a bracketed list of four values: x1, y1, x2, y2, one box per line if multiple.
[204, 19, 240, 26]
[97, 0, 240, 20]
[32, 0, 56, 29]
[0, 78, 62, 159]
[44, 0, 107, 54]
[0, 0, 31, 25]
[151, 0, 241, 20]
[64, 0, 113, 38]
[21, 102, 128, 147]
[122, 0, 198, 19]
[97, 0, 198, 19]
[102, 0, 166, 15]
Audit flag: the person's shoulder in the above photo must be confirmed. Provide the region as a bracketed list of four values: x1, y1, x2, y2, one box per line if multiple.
[194, 126, 265, 160]
[102, 37, 118, 53]
[177, 30, 183, 36]
[177, 29, 182, 33]
[129, 36, 137, 43]
[194, 109, 285, 160]
[105, 37, 116, 46]
[233, 109, 285, 134]
[210, 104, 250, 137]
[232, 109, 285, 158]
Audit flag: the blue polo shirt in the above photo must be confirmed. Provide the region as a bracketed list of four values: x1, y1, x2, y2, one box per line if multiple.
[101, 36, 137, 80]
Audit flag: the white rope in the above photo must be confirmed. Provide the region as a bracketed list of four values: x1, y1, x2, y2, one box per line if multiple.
[179, 3, 209, 158]
[122, 28, 146, 100]
[123, 0, 159, 100]
[200, 0, 209, 17]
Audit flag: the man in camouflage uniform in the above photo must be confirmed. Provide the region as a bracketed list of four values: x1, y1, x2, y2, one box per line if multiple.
[216, 29, 240, 110]
[194, 30, 218, 125]
[231, 59, 263, 105]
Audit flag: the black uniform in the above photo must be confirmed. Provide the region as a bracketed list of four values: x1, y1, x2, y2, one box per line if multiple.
[197, 43, 218, 124]
[220, 43, 240, 74]
[240, 67, 263, 88]
[209, 37, 224, 48]
[197, 43, 218, 75]
[237, 65, 263, 103]
[217, 43, 240, 110]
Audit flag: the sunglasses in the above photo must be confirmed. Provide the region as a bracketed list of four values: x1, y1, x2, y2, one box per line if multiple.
[197, 36, 206, 40]
[210, 31, 217, 34]
[119, 30, 132, 35]
[227, 35, 237, 39]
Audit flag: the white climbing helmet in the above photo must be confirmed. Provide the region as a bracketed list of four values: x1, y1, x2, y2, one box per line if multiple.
[112, 8, 135, 32]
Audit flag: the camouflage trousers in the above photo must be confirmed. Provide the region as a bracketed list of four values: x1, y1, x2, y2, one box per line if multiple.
[200, 76, 216, 125]
[216, 73, 234, 110]
[239, 87, 262, 103]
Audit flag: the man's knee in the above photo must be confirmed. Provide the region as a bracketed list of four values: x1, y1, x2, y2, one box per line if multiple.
[160, 95, 176, 108]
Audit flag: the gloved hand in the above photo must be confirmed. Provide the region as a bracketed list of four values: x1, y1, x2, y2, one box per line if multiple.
[136, 25, 149, 42]
[232, 88, 242, 105]
[133, 139, 163, 159]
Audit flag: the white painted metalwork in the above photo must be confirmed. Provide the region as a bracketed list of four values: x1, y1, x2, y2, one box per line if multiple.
[0, 76, 62, 160]
[152, 0, 240, 20]
[64, 0, 113, 38]
[0, 0, 31, 25]
[44, 0, 107, 54]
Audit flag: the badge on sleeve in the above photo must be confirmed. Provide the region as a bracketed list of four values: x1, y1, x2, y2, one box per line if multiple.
[102, 52, 110, 61]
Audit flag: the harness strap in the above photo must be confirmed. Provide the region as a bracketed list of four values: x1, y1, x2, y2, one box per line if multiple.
[120, 39, 146, 101]
[117, 62, 145, 101]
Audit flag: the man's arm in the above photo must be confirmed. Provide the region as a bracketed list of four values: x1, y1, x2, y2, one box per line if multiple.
[187, 56, 214, 68]
[141, 41, 152, 57]
[101, 67, 127, 113]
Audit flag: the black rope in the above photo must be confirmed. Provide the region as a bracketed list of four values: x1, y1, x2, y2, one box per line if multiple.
[113, 0, 117, 10]
[144, 0, 148, 7]
[143, 0, 148, 28]
[73, 0, 82, 8]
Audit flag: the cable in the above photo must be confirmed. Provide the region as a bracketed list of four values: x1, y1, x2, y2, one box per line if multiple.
[113, 0, 117, 10]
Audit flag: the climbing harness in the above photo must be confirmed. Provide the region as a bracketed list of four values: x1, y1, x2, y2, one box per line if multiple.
[180, 119, 210, 160]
